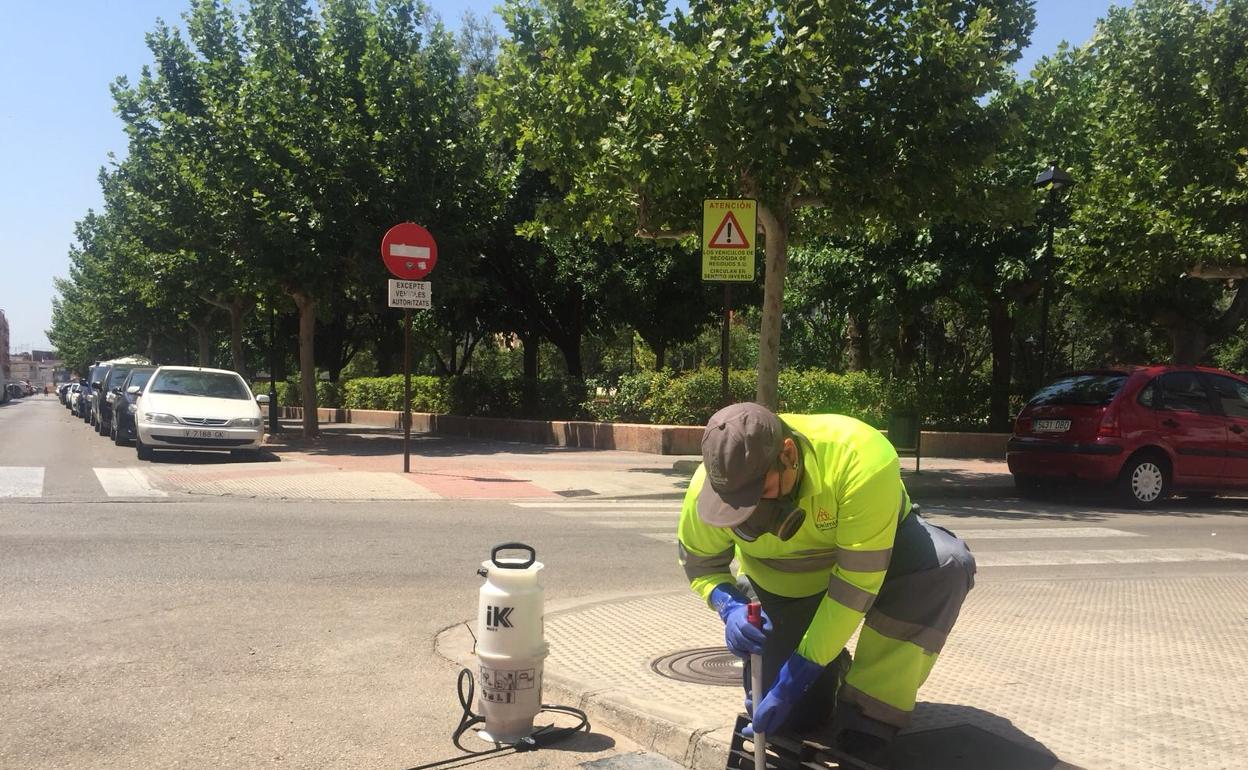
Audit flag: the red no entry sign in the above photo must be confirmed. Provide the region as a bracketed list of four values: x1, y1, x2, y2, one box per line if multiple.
[381, 222, 438, 280]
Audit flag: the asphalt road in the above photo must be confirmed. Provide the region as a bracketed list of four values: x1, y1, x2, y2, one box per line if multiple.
[3, 395, 1247, 769]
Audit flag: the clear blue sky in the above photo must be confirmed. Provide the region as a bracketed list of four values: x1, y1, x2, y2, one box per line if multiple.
[0, 0, 1124, 353]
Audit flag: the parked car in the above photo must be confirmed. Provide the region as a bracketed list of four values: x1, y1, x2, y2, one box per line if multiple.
[110, 366, 156, 445]
[5, 383, 23, 400]
[1008, 366, 1248, 506]
[58, 383, 72, 405]
[67, 383, 83, 415]
[96, 363, 144, 438]
[80, 362, 103, 423]
[133, 366, 269, 461]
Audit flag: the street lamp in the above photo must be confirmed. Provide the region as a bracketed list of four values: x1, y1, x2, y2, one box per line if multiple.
[1032, 163, 1075, 383]
[268, 297, 280, 435]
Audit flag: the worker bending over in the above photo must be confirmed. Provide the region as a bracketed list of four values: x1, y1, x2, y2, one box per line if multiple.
[677, 403, 976, 761]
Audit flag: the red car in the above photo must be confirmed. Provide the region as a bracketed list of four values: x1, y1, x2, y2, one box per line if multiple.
[1007, 366, 1248, 506]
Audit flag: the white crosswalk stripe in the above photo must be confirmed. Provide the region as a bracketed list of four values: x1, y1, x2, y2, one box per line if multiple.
[0, 467, 44, 497]
[973, 548, 1248, 567]
[514, 501, 1248, 566]
[93, 468, 168, 498]
[953, 526, 1140, 539]
[0, 466, 166, 498]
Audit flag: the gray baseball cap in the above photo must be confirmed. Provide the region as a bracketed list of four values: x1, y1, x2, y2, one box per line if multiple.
[697, 402, 783, 527]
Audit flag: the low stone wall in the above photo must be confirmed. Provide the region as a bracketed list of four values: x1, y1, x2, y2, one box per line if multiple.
[281, 407, 1010, 458]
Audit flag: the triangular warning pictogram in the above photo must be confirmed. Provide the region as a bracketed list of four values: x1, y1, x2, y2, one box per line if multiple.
[708, 210, 751, 249]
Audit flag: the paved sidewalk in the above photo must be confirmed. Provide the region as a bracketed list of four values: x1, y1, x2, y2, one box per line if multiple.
[142, 421, 1015, 502]
[438, 574, 1248, 770]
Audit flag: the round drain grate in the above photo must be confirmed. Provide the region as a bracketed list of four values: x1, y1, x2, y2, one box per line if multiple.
[650, 647, 743, 687]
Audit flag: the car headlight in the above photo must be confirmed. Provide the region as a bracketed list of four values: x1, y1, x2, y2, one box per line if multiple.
[231, 417, 262, 428]
[143, 412, 180, 425]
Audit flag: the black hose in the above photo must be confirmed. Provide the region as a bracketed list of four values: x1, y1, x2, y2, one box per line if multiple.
[405, 668, 590, 770]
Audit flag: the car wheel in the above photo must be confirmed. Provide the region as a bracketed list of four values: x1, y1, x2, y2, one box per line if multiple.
[112, 421, 125, 446]
[1117, 453, 1169, 507]
[136, 436, 153, 461]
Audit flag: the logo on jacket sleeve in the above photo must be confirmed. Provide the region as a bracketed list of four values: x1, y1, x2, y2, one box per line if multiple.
[815, 508, 836, 530]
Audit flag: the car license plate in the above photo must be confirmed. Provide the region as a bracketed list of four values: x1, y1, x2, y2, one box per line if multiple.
[183, 429, 226, 439]
[1033, 419, 1071, 433]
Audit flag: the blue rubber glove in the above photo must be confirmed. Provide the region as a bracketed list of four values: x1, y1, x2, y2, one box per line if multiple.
[743, 652, 824, 738]
[709, 584, 771, 658]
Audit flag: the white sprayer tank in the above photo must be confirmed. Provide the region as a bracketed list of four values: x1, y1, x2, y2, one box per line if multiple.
[476, 543, 547, 744]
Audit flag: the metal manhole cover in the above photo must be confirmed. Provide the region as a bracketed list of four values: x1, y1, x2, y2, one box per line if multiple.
[650, 647, 743, 686]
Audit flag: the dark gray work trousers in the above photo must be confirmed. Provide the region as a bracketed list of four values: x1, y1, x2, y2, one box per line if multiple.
[741, 509, 976, 734]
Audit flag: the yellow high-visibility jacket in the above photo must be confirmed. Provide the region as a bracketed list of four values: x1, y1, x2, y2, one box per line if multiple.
[677, 413, 909, 666]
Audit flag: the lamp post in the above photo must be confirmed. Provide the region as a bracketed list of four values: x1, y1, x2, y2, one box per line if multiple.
[268, 297, 280, 435]
[1032, 163, 1075, 384]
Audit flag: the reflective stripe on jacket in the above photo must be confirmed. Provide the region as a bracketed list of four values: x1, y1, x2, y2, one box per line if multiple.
[677, 413, 908, 666]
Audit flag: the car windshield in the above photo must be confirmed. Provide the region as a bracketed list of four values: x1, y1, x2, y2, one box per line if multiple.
[126, 370, 155, 390]
[150, 371, 250, 400]
[106, 368, 132, 387]
[1028, 373, 1128, 407]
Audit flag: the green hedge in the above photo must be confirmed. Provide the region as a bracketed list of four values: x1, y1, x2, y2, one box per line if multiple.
[251, 380, 342, 409]
[584, 369, 891, 427]
[262, 369, 991, 429]
[339, 375, 587, 420]
[584, 369, 991, 430]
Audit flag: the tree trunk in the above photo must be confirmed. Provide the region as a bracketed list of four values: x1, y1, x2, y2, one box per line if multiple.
[145, 332, 156, 363]
[522, 333, 539, 380]
[845, 313, 871, 373]
[895, 317, 919, 377]
[653, 339, 667, 372]
[1168, 323, 1209, 365]
[291, 290, 319, 439]
[554, 336, 583, 378]
[227, 297, 252, 379]
[188, 318, 213, 367]
[988, 296, 1015, 432]
[755, 202, 792, 409]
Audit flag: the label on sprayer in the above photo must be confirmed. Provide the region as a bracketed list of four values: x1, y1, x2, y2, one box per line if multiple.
[485, 605, 515, 630]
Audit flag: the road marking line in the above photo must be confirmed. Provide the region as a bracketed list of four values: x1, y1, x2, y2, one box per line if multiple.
[974, 548, 1248, 567]
[958, 527, 1140, 540]
[642, 532, 679, 544]
[93, 468, 168, 498]
[593, 519, 678, 529]
[0, 467, 44, 497]
[514, 501, 679, 509]
[541, 509, 677, 519]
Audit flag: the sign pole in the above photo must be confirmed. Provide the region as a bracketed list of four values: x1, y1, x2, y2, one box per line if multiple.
[721, 284, 731, 406]
[380, 221, 437, 476]
[403, 308, 411, 473]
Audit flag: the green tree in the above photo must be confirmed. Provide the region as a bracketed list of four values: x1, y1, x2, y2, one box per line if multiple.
[1066, 0, 1248, 363]
[483, 0, 1034, 407]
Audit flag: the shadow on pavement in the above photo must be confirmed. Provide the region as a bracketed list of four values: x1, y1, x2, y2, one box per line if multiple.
[265, 424, 616, 459]
[889, 704, 1079, 770]
[143, 449, 281, 465]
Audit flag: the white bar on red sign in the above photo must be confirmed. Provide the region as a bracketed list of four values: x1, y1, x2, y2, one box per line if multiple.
[389, 244, 431, 259]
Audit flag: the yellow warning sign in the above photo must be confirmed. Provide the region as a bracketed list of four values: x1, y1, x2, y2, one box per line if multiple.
[702, 199, 756, 282]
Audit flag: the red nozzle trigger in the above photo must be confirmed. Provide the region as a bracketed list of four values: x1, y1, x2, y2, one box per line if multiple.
[747, 601, 763, 629]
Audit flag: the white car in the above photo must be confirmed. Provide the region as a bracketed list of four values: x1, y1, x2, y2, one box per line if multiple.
[133, 366, 270, 461]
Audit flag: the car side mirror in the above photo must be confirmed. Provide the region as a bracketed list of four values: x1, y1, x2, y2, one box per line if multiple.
[127, 386, 141, 396]
[256, 394, 271, 405]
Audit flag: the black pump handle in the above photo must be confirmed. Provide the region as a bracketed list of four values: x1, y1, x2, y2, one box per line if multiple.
[491, 543, 536, 569]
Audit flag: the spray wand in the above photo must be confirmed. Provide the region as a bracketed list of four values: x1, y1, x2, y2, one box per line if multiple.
[748, 601, 767, 770]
